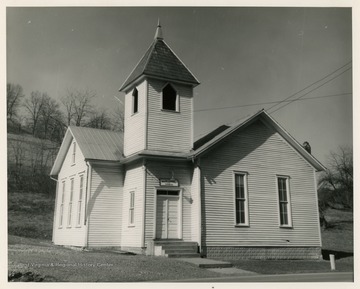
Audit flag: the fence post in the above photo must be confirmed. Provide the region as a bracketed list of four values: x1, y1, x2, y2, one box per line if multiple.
[330, 254, 336, 271]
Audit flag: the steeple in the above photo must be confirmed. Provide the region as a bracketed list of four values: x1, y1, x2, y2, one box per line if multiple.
[119, 21, 199, 92]
[154, 19, 163, 40]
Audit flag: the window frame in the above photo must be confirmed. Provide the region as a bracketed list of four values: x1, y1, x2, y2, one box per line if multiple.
[72, 142, 76, 165]
[161, 83, 179, 112]
[132, 88, 139, 115]
[67, 178, 74, 228]
[76, 175, 84, 227]
[276, 175, 293, 228]
[129, 191, 135, 226]
[59, 181, 66, 228]
[233, 171, 249, 227]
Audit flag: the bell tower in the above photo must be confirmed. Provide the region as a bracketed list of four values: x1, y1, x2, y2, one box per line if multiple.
[120, 21, 200, 157]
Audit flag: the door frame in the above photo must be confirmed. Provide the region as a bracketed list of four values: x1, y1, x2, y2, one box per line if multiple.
[153, 187, 183, 240]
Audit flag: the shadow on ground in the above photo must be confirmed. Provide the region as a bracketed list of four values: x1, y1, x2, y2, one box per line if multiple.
[322, 249, 353, 260]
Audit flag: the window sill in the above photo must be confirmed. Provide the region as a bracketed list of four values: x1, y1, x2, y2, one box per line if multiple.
[279, 225, 293, 229]
[75, 225, 82, 228]
[128, 225, 135, 228]
[235, 224, 249, 228]
[71, 163, 75, 167]
[66, 226, 72, 229]
[131, 112, 139, 116]
[58, 226, 63, 229]
[161, 109, 180, 113]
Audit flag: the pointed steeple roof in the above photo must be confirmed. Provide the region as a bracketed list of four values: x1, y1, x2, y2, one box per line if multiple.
[119, 22, 200, 92]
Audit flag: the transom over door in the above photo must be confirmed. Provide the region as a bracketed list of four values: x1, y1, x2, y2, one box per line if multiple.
[156, 190, 180, 239]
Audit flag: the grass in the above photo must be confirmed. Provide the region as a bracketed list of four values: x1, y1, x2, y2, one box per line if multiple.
[8, 236, 223, 282]
[8, 192, 55, 240]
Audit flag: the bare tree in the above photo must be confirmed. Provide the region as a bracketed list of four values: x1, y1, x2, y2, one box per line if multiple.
[318, 146, 353, 209]
[39, 95, 66, 140]
[110, 105, 124, 132]
[87, 108, 112, 130]
[61, 89, 95, 126]
[24, 91, 47, 135]
[7, 83, 25, 121]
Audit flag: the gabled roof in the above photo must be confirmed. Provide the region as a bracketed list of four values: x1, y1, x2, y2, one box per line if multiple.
[119, 28, 199, 92]
[50, 126, 123, 176]
[192, 109, 325, 172]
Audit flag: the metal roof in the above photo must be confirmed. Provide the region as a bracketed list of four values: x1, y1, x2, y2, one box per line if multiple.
[69, 126, 123, 161]
[50, 126, 123, 176]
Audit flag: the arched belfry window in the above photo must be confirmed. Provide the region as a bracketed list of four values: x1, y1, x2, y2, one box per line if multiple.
[132, 88, 138, 114]
[162, 84, 178, 111]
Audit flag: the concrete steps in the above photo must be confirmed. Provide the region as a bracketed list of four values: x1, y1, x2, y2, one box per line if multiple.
[153, 240, 200, 258]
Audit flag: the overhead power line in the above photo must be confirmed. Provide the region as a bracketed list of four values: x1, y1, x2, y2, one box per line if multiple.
[266, 60, 352, 112]
[268, 66, 352, 114]
[194, 92, 352, 113]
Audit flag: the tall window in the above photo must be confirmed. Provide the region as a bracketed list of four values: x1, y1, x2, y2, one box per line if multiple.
[72, 142, 76, 164]
[162, 84, 178, 111]
[77, 175, 84, 226]
[132, 88, 138, 114]
[59, 181, 65, 228]
[129, 191, 135, 225]
[235, 173, 248, 225]
[68, 178, 74, 227]
[277, 176, 292, 227]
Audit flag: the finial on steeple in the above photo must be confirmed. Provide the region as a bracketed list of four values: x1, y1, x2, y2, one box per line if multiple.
[154, 18, 163, 40]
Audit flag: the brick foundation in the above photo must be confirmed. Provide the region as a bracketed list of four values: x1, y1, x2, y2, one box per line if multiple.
[203, 246, 322, 260]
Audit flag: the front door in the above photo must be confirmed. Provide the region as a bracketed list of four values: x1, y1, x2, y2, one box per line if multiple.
[156, 190, 180, 239]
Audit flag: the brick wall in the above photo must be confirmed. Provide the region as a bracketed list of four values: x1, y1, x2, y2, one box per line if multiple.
[204, 246, 322, 260]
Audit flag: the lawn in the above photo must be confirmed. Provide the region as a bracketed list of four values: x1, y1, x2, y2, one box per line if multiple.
[8, 235, 223, 282]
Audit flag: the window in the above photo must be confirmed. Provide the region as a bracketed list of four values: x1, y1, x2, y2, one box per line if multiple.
[59, 181, 65, 228]
[77, 175, 84, 226]
[277, 176, 292, 227]
[234, 173, 249, 225]
[132, 88, 138, 114]
[129, 191, 135, 225]
[72, 142, 76, 164]
[68, 178, 74, 227]
[162, 84, 178, 111]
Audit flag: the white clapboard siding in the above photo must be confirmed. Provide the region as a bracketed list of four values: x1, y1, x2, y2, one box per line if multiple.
[53, 139, 88, 247]
[124, 80, 147, 156]
[144, 160, 193, 243]
[200, 119, 321, 247]
[147, 79, 193, 153]
[121, 162, 144, 248]
[87, 165, 123, 247]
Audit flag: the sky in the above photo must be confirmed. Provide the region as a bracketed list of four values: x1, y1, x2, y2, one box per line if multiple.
[5, 6, 353, 166]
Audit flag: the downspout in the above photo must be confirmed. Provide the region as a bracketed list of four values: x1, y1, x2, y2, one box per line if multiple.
[50, 175, 58, 243]
[197, 159, 202, 255]
[84, 161, 92, 247]
[141, 159, 147, 250]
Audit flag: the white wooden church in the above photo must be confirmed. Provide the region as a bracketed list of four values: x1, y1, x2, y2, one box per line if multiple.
[50, 23, 325, 260]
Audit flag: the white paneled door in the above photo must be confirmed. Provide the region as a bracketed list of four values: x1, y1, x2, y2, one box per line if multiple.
[156, 190, 180, 239]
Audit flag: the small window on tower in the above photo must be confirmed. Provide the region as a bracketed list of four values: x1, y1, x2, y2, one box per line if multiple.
[132, 88, 138, 114]
[162, 84, 178, 111]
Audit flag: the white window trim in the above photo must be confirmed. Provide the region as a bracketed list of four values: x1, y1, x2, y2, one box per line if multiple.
[59, 181, 65, 228]
[161, 83, 180, 112]
[67, 178, 74, 228]
[276, 175, 293, 228]
[128, 191, 135, 227]
[76, 175, 84, 227]
[132, 87, 139, 115]
[71, 142, 76, 165]
[233, 171, 249, 227]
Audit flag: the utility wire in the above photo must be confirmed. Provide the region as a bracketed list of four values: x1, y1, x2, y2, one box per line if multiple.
[266, 60, 352, 112]
[268, 66, 352, 114]
[194, 92, 351, 113]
